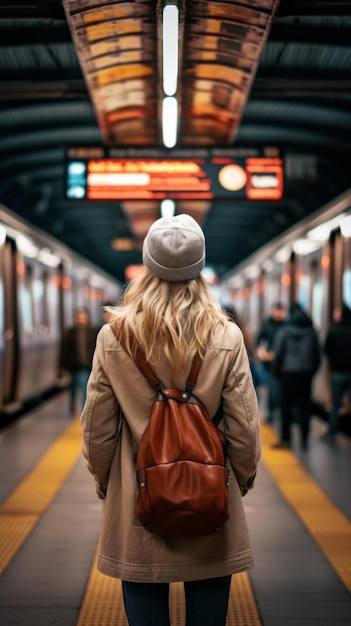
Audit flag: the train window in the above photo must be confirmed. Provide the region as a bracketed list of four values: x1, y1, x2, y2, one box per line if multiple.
[44, 272, 50, 327]
[22, 265, 35, 333]
[35, 271, 49, 329]
[267, 274, 281, 314]
[343, 237, 351, 308]
[298, 274, 310, 311]
[0, 274, 3, 341]
[342, 270, 351, 308]
[296, 252, 323, 330]
[33, 277, 44, 328]
[312, 281, 323, 330]
[311, 259, 323, 330]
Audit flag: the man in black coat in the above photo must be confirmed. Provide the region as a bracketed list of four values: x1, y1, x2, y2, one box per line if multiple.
[324, 303, 351, 438]
[271, 303, 321, 450]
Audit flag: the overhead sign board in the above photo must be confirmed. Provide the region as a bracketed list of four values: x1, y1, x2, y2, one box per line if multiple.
[66, 147, 283, 201]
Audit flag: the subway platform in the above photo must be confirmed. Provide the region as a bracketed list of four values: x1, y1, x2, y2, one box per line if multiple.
[0, 390, 350, 626]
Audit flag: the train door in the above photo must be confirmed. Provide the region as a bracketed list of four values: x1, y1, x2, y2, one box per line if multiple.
[1, 237, 19, 410]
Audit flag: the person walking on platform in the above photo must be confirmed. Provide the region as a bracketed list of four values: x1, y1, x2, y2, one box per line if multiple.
[256, 302, 286, 422]
[271, 303, 321, 450]
[81, 215, 261, 626]
[60, 307, 98, 415]
[223, 305, 261, 389]
[324, 303, 351, 439]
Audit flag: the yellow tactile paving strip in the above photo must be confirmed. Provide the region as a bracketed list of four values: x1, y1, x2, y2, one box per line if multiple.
[77, 554, 262, 626]
[0, 417, 82, 576]
[261, 422, 351, 594]
[1, 414, 350, 623]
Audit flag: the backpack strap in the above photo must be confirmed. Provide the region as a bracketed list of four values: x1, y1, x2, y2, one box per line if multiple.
[185, 354, 201, 391]
[110, 321, 223, 424]
[134, 347, 222, 424]
[133, 346, 161, 392]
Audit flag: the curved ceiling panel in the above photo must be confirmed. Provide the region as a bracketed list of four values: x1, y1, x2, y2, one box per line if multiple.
[180, 0, 281, 144]
[62, 0, 160, 145]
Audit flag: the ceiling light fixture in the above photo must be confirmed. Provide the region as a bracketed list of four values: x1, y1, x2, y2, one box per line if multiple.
[162, 4, 179, 148]
[162, 96, 178, 148]
[161, 199, 176, 218]
[340, 214, 351, 238]
[163, 5, 179, 97]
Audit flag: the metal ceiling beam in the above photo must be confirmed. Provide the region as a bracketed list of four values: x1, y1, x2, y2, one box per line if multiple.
[2, 1, 351, 19]
[2, 22, 349, 50]
[278, 0, 351, 16]
[0, 24, 71, 46]
[252, 79, 351, 97]
[0, 2, 65, 19]
[269, 24, 351, 46]
[0, 81, 88, 99]
[1, 79, 351, 100]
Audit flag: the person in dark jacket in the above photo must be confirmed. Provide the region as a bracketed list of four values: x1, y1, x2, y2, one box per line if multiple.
[60, 307, 98, 415]
[324, 303, 351, 438]
[271, 303, 321, 449]
[256, 302, 286, 422]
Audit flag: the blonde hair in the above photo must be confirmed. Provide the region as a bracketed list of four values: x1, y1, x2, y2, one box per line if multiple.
[107, 267, 228, 374]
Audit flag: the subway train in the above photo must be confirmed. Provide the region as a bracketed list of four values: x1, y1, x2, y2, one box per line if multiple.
[0, 204, 121, 418]
[219, 187, 351, 416]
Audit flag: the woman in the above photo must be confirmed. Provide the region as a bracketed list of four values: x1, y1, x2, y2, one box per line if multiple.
[81, 214, 261, 626]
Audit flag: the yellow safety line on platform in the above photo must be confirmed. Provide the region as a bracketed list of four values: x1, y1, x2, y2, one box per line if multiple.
[0, 417, 82, 576]
[261, 422, 351, 594]
[77, 551, 262, 626]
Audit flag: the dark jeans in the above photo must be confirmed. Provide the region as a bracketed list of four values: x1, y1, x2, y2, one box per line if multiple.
[69, 368, 90, 410]
[328, 370, 351, 435]
[280, 372, 312, 444]
[266, 369, 282, 420]
[122, 575, 231, 626]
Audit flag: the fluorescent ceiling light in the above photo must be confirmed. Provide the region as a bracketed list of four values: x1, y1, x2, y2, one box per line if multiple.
[293, 238, 321, 256]
[340, 214, 351, 237]
[16, 235, 39, 258]
[37, 247, 61, 267]
[163, 5, 179, 96]
[262, 259, 274, 271]
[162, 97, 178, 148]
[0, 224, 6, 245]
[274, 246, 291, 263]
[161, 199, 176, 218]
[228, 276, 243, 289]
[244, 264, 260, 279]
[307, 215, 345, 241]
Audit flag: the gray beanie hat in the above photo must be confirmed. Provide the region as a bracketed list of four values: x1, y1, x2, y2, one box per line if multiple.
[142, 214, 206, 282]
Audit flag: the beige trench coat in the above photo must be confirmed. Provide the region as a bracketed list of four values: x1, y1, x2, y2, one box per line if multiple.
[81, 321, 261, 583]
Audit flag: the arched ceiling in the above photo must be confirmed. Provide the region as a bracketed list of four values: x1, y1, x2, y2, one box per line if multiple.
[1, 0, 351, 283]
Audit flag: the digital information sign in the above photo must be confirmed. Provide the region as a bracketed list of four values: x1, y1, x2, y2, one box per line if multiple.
[66, 147, 283, 201]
